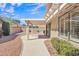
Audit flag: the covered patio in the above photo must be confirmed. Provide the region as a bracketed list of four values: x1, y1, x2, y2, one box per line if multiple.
[25, 20, 48, 40]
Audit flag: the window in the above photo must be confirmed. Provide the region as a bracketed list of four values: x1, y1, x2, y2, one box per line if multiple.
[71, 18, 79, 39]
[60, 19, 64, 35]
[64, 18, 70, 36]
[59, 5, 79, 41]
[59, 13, 70, 37]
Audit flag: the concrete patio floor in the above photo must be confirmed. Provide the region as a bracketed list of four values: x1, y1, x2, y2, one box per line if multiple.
[21, 35, 50, 56]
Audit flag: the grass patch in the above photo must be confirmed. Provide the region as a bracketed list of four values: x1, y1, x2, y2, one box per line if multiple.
[51, 38, 79, 56]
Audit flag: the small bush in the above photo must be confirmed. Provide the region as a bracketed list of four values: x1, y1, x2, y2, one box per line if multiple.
[2, 22, 10, 36]
[51, 38, 79, 56]
[0, 30, 3, 38]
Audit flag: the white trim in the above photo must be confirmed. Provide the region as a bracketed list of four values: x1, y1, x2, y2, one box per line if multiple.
[60, 3, 67, 10]
[46, 3, 67, 23]
[46, 9, 58, 22]
[53, 9, 58, 15]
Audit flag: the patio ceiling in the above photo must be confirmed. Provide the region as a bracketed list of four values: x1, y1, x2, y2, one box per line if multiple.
[45, 3, 61, 21]
[58, 3, 79, 17]
[25, 20, 46, 25]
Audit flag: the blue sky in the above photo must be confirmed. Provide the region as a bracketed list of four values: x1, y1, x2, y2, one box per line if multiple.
[0, 3, 47, 20]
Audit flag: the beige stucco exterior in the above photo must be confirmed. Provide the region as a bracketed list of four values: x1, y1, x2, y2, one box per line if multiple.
[45, 3, 79, 42]
[45, 3, 60, 38]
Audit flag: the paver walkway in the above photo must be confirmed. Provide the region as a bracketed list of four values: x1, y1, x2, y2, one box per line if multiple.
[21, 35, 50, 56]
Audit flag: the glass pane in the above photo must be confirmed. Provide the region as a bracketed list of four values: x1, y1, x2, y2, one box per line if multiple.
[71, 20, 79, 39]
[65, 20, 70, 36]
[60, 19, 64, 35]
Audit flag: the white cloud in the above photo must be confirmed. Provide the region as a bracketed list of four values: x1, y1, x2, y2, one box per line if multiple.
[31, 3, 46, 15]
[31, 11, 39, 14]
[32, 3, 45, 12]
[17, 3, 22, 7]
[4, 3, 22, 15]
[0, 3, 6, 11]
[11, 3, 22, 7]
[0, 3, 6, 8]
[11, 3, 17, 6]
[26, 3, 38, 6]
[5, 6, 14, 14]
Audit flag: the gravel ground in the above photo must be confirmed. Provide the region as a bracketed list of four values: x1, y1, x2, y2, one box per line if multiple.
[0, 34, 22, 56]
[44, 40, 58, 56]
[0, 34, 17, 44]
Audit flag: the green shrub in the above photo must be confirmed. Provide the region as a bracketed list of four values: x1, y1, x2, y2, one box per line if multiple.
[29, 30, 31, 32]
[0, 30, 3, 38]
[51, 38, 79, 56]
[2, 22, 10, 36]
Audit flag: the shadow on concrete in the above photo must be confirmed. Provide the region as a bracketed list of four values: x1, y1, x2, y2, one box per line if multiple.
[38, 35, 49, 39]
[0, 34, 18, 44]
[28, 35, 49, 40]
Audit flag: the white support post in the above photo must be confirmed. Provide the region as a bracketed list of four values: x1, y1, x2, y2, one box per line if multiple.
[26, 21, 29, 40]
[64, 19, 66, 36]
[58, 4, 60, 37]
[69, 11, 72, 40]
